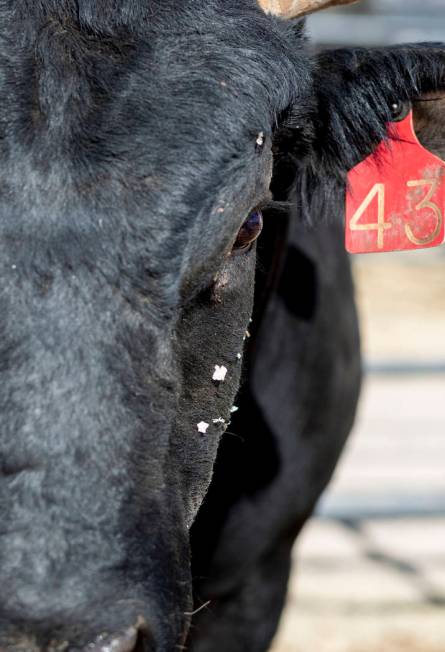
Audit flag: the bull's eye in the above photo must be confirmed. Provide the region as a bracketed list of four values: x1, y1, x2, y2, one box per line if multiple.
[390, 100, 411, 122]
[232, 209, 264, 253]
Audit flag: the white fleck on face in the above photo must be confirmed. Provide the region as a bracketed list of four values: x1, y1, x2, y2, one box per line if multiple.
[197, 421, 210, 434]
[212, 365, 228, 382]
[256, 131, 265, 147]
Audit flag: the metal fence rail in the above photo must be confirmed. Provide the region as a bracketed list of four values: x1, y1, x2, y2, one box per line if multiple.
[309, 0, 445, 47]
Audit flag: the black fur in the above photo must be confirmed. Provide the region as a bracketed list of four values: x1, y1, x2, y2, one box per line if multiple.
[0, 1, 443, 651]
[0, 2, 311, 650]
[274, 44, 445, 220]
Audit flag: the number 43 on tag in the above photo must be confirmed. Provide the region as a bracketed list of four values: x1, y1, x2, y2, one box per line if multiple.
[345, 112, 445, 254]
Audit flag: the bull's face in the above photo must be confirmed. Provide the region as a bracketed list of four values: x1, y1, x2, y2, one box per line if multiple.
[0, 1, 443, 651]
[0, 3, 316, 651]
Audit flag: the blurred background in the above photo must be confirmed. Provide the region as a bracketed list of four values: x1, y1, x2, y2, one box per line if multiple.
[308, 0, 445, 46]
[271, 2, 445, 651]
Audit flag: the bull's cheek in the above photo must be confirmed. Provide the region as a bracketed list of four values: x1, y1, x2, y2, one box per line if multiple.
[175, 253, 257, 527]
[180, 366, 245, 530]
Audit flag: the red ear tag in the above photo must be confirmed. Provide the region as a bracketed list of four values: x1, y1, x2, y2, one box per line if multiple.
[345, 112, 445, 254]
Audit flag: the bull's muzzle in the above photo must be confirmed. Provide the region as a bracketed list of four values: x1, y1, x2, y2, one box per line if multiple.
[84, 618, 148, 652]
[0, 616, 152, 652]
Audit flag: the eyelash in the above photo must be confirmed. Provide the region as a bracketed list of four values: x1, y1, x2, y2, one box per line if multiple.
[258, 198, 289, 212]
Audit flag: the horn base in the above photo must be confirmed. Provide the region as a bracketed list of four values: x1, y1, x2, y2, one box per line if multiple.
[257, 0, 358, 19]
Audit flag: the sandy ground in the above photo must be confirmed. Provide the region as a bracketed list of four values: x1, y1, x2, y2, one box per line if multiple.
[271, 253, 445, 652]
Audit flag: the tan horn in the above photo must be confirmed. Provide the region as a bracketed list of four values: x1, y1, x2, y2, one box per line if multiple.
[257, 0, 359, 19]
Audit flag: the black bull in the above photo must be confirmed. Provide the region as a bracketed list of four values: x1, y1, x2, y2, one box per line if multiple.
[0, 2, 443, 651]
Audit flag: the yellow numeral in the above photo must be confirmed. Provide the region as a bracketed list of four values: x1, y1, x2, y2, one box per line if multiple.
[405, 179, 443, 246]
[350, 183, 392, 249]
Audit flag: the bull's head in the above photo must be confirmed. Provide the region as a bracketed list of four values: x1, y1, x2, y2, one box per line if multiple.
[0, 1, 443, 651]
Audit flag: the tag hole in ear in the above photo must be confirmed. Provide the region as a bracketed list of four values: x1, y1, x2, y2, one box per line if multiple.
[390, 100, 411, 123]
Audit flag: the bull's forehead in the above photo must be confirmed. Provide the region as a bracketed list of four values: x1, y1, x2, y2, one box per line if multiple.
[0, 3, 310, 202]
[0, 3, 312, 293]
[125, 10, 309, 161]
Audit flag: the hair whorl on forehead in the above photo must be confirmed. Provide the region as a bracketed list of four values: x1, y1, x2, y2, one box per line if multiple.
[257, 0, 358, 19]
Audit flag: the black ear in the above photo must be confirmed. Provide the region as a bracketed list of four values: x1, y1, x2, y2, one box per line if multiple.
[311, 43, 445, 176]
[270, 45, 445, 227]
[270, 44, 445, 226]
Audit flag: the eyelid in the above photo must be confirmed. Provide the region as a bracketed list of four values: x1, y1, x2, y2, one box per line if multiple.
[232, 208, 264, 256]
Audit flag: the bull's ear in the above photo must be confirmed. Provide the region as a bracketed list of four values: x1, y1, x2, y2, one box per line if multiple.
[310, 44, 445, 176]
[257, 0, 358, 19]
